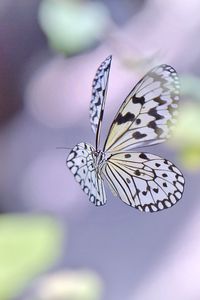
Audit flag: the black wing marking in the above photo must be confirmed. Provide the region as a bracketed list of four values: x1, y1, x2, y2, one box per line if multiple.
[89, 55, 112, 149]
[67, 142, 106, 206]
[102, 152, 184, 212]
[103, 65, 180, 152]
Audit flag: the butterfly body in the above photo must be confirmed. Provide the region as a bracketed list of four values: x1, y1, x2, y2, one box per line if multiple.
[91, 149, 107, 169]
[67, 56, 185, 212]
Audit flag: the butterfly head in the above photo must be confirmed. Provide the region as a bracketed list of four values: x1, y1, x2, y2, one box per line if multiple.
[92, 150, 106, 169]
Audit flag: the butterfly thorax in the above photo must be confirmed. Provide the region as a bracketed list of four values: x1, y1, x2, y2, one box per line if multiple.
[92, 150, 107, 170]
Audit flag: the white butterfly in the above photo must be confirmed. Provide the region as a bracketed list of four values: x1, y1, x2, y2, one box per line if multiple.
[67, 56, 185, 212]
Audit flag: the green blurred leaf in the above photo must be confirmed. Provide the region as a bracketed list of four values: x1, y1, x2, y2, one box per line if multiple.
[170, 103, 200, 146]
[168, 102, 200, 170]
[180, 146, 200, 170]
[38, 0, 110, 55]
[0, 214, 63, 300]
[181, 74, 200, 100]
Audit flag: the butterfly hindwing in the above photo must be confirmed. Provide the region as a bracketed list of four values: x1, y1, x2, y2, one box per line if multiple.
[66, 142, 106, 206]
[89, 55, 112, 148]
[104, 64, 180, 152]
[101, 152, 184, 212]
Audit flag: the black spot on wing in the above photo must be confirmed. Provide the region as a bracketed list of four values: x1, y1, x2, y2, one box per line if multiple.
[155, 127, 164, 137]
[148, 120, 157, 130]
[132, 131, 147, 139]
[148, 120, 164, 137]
[115, 112, 135, 125]
[148, 108, 164, 120]
[139, 153, 148, 160]
[94, 97, 101, 107]
[136, 118, 141, 125]
[136, 188, 140, 195]
[135, 170, 141, 176]
[132, 96, 145, 105]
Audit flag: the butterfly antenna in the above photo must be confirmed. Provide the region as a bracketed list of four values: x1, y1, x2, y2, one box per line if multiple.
[56, 147, 72, 150]
[56, 145, 86, 150]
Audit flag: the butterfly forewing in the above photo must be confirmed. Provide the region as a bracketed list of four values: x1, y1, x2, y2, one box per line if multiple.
[101, 152, 184, 212]
[89, 55, 112, 149]
[66, 143, 106, 206]
[103, 64, 180, 152]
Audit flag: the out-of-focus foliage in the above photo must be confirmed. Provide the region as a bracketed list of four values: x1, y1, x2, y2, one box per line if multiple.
[168, 74, 200, 170]
[0, 214, 62, 300]
[181, 74, 200, 100]
[169, 102, 200, 170]
[27, 269, 103, 300]
[38, 0, 110, 55]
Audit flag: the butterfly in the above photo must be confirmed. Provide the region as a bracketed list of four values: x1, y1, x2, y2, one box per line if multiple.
[67, 55, 185, 212]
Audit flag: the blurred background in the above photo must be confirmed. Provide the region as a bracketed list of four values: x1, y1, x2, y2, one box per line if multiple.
[0, 0, 200, 299]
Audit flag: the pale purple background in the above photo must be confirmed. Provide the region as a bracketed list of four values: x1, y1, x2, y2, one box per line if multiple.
[0, 1, 200, 299]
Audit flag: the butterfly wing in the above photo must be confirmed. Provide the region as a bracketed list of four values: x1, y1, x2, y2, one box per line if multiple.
[67, 143, 106, 206]
[102, 152, 184, 212]
[89, 55, 112, 149]
[103, 65, 180, 152]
